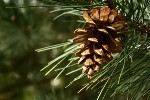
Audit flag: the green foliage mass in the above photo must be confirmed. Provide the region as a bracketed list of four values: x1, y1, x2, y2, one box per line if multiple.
[1, 0, 150, 100]
[37, 0, 150, 100]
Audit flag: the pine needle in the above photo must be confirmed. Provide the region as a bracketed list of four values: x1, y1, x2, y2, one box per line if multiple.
[54, 60, 73, 81]
[54, 63, 78, 71]
[50, 8, 73, 13]
[65, 74, 85, 88]
[66, 67, 82, 75]
[77, 83, 89, 94]
[40, 46, 76, 71]
[35, 42, 71, 52]
[53, 10, 81, 20]
[45, 56, 67, 76]
[118, 59, 126, 84]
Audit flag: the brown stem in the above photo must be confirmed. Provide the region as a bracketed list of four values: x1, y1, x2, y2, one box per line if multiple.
[119, 17, 150, 36]
[128, 19, 150, 35]
[104, 0, 115, 9]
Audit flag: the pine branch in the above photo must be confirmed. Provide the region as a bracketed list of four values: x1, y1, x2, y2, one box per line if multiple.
[36, 0, 150, 99]
[129, 19, 150, 35]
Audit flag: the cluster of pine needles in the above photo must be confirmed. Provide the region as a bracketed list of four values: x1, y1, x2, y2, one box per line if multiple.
[36, 0, 150, 100]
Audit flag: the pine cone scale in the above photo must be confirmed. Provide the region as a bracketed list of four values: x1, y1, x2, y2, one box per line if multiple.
[83, 11, 95, 25]
[89, 9, 100, 21]
[88, 37, 98, 42]
[99, 6, 110, 22]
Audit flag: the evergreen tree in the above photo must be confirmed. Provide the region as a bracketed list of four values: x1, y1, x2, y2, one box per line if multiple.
[1, 0, 150, 100]
[37, 0, 150, 100]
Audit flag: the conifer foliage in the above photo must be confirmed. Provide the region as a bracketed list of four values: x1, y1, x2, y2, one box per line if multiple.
[37, 0, 150, 99]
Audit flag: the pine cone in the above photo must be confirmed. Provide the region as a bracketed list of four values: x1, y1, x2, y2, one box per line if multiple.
[73, 6, 124, 78]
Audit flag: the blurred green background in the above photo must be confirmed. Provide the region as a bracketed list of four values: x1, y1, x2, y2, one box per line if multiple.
[0, 0, 88, 100]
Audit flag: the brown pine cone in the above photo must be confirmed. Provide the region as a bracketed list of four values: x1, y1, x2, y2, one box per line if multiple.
[73, 6, 125, 78]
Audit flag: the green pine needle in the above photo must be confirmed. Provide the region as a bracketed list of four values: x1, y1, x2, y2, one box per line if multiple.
[35, 42, 71, 52]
